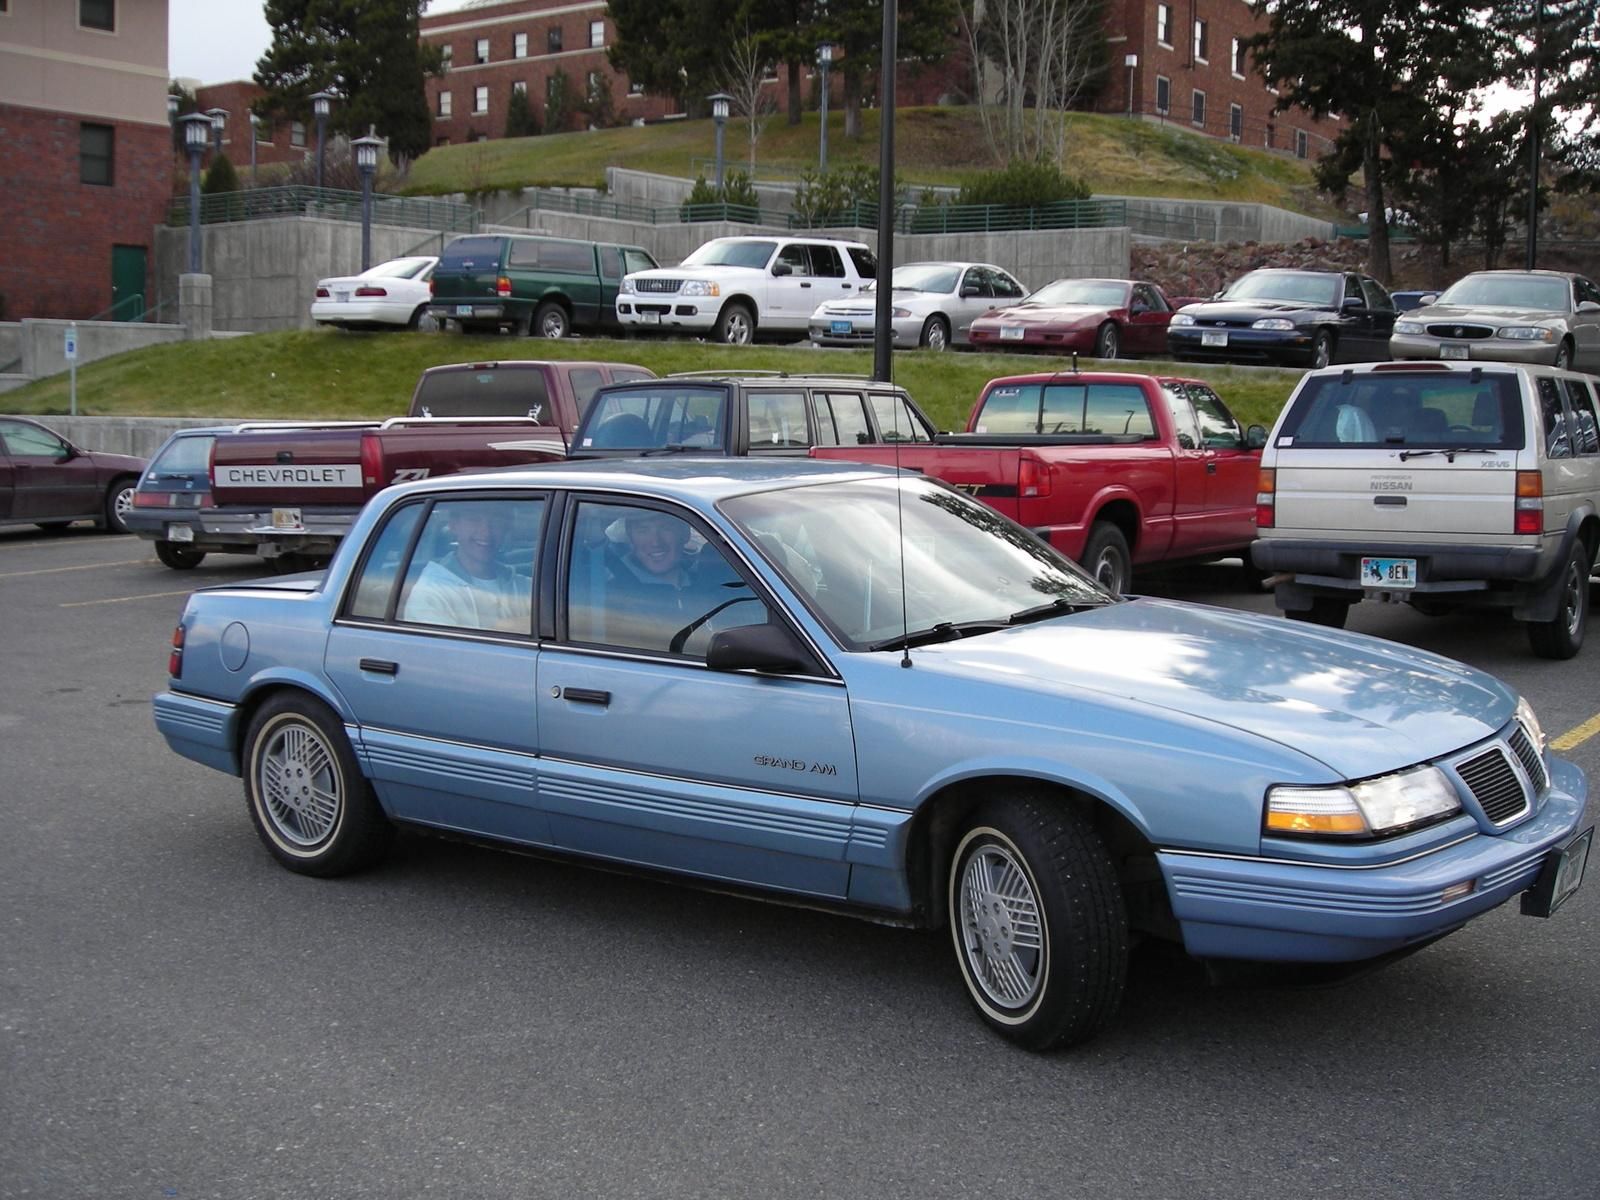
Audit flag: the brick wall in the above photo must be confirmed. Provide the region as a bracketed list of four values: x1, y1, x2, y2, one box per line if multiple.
[191, 81, 313, 171]
[0, 104, 172, 321]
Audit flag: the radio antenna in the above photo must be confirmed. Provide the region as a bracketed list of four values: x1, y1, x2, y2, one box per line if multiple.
[894, 387, 912, 668]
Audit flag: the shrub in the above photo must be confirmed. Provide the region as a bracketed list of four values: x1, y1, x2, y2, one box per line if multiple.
[792, 164, 903, 228]
[505, 86, 540, 138]
[202, 153, 241, 194]
[956, 159, 1090, 207]
[679, 170, 761, 223]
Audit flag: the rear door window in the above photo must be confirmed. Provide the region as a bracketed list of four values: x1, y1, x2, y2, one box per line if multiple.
[867, 392, 933, 442]
[1539, 377, 1571, 458]
[1564, 379, 1600, 455]
[809, 244, 846, 278]
[747, 391, 812, 449]
[813, 392, 871, 446]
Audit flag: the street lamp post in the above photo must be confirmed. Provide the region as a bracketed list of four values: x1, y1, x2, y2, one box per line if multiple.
[205, 107, 228, 158]
[353, 128, 384, 272]
[180, 112, 212, 274]
[708, 93, 732, 191]
[311, 90, 335, 190]
[248, 112, 259, 185]
[1526, 0, 1542, 270]
[817, 43, 836, 174]
[166, 94, 180, 124]
[1125, 54, 1138, 118]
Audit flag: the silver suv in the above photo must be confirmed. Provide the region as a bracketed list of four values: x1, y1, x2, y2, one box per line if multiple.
[1252, 360, 1600, 658]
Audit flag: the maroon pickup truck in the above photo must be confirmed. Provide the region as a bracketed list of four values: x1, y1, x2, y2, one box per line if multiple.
[811, 370, 1266, 591]
[204, 359, 651, 569]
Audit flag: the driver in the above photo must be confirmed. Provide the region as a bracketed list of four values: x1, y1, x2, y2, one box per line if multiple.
[606, 509, 747, 653]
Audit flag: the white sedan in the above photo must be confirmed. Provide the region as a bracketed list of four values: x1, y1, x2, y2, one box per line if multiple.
[311, 256, 438, 330]
[807, 261, 1029, 351]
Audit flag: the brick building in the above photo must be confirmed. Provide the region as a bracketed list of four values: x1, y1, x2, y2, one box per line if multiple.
[182, 78, 317, 174]
[0, 0, 174, 321]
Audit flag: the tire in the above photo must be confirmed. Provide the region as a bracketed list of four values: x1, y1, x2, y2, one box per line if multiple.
[1081, 523, 1132, 594]
[406, 304, 428, 330]
[1094, 321, 1120, 360]
[155, 540, 206, 570]
[533, 300, 570, 339]
[713, 301, 755, 346]
[103, 479, 137, 535]
[947, 794, 1128, 1050]
[920, 315, 951, 351]
[1527, 543, 1589, 659]
[242, 693, 392, 877]
[1554, 340, 1574, 371]
[1286, 598, 1349, 628]
[1310, 329, 1336, 369]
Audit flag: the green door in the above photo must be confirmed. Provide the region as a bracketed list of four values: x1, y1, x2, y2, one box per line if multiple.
[110, 245, 146, 321]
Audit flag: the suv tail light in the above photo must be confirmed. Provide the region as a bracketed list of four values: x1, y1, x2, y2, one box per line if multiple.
[496, 275, 512, 298]
[1256, 468, 1276, 528]
[1515, 470, 1544, 535]
[360, 432, 384, 488]
[168, 623, 185, 678]
[1018, 457, 1052, 498]
[354, 285, 388, 297]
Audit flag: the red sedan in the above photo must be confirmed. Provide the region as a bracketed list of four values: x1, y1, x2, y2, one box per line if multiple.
[969, 278, 1198, 359]
[0, 417, 146, 534]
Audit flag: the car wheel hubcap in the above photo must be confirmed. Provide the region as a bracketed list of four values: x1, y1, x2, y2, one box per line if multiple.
[543, 314, 565, 337]
[1564, 564, 1583, 635]
[960, 844, 1045, 1009]
[930, 324, 947, 350]
[114, 488, 135, 521]
[260, 722, 340, 847]
[727, 316, 750, 344]
[1094, 551, 1122, 590]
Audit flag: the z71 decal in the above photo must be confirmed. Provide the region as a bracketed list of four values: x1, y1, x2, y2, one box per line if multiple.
[391, 468, 431, 483]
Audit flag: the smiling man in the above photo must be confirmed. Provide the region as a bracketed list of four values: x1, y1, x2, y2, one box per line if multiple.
[402, 501, 533, 633]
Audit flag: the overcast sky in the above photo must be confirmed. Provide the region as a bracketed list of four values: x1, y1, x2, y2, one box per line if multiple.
[169, 0, 478, 86]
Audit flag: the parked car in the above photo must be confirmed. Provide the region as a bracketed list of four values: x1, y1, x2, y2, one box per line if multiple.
[1167, 269, 1398, 368]
[0, 417, 144, 534]
[427, 234, 658, 338]
[1389, 270, 1600, 373]
[153, 458, 1592, 1051]
[310, 255, 438, 330]
[616, 235, 877, 344]
[1253, 359, 1600, 657]
[125, 426, 246, 569]
[969, 278, 1200, 359]
[806, 261, 1028, 350]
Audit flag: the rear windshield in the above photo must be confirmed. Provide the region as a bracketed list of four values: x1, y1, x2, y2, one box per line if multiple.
[151, 433, 216, 473]
[438, 237, 503, 272]
[1275, 371, 1526, 450]
[579, 384, 727, 451]
[412, 367, 552, 420]
[974, 381, 1156, 438]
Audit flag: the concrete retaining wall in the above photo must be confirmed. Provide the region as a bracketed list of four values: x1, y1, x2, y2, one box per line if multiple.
[8, 318, 188, 379]
[2, 414, 247, 458]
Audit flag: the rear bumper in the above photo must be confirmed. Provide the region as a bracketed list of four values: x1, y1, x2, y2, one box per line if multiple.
[153, 690, 241, 777]
[200, 507, 359, 554]
[1253, 537, 1547, 591]
[1160, 758, 1588, 962]
[311, 299, 414, 326]
[429, 301, 520, 324]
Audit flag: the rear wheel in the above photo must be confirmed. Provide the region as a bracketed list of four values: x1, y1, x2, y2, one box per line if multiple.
[1286, 597, 1349, 628]
[1527, 543, 1589, 659]
[1310, 329, 1336, 369]
[713, 301, 755, 345]
[1094, 321, 1121, 360]
[103, 479, 137, 534]
[406, 304, 428, 330]
[921, 315, 951, 351]
[155, 540, 206, 570]
[1082, 523, 1131, 594]
[534, 300, 570, 339]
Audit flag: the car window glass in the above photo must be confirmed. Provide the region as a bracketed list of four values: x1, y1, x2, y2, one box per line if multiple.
[1083, 384, 1156, 437]
[868, 392, 932, 442]
[598, 247, 622, 282]
[810, 244, 845, 278]
[973, 383, 1043, 434]
[1187, 385, 1244, 448]
[747, 391, 811, 449]
[813, 392, 871, 446]
[1538, 377, 1571, 458]
[0, 421, 69, 457]
[565, 501, 767, 659]
[506, 239, 543, 268]
[1343, 276, 1365, 305]
[581, 385, 725, 450]
[349, 502, 426, 620]
[1576, 277, 1599, 306]
[775, 244, 811, 275]
[623, 249, 657, 274]
[570, 369, 605, 418]
[962, 268, 991, 298]
[151, 434, 216, 473]
[1278, 373, 1524, 448]
[847, 247, 877, 279]
[1161, 386, 1202, 449]
[993, 270, 1025, 299]
[1360, 278, 1392, 311]
[394, 498, 542, 634]
[438, 236, 503, 272]
[1562, 380, 1598, 455]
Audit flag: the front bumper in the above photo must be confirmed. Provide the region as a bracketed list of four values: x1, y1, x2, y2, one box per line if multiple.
[616, 300, 716, 333]
[1167, 326, 1313, 365]
[1160, 757, 1588, 962]
[807, 315, 919, 347]
[1390, 333, 1560, 366]
[969, 326, 1096, 352]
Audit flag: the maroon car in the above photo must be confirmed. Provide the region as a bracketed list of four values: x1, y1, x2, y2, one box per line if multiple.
[969, 278, 1199, 359]
[0, 417, 145, 534]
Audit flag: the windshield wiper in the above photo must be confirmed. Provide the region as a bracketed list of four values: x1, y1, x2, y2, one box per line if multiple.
[868, 619, 1010, 652]
[1006, 596, 1107, 625]
[1396, 447, 1498, 462]
[637, 443, 712, 456]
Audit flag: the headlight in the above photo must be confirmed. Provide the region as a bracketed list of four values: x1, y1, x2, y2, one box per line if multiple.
[1393, 320, 1424, 335]
[1266, 766, 1461, 838]
[619, 278, 635, 294]
[1495, 326, 1556, 341]
[1171, 313, 1196, 326]
[1252, 318, 1296, 331]
[1515, 696, 1547, 752]
[680, 280, 720, 297]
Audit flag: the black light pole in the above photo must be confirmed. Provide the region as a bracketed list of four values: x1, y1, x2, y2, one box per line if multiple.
[353, 128, 384, 272]
[1526, 0, 1542, 270]
[1125, 54, 1138, 117]
[311, 90, 334, 190]
[708, 93, 732, 190]
[817, 42, 836, 174]
[872, 1, 897, 383]
[180, 112, 212, 273]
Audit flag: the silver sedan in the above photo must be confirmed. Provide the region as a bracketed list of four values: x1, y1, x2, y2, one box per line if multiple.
[808, 262, 1028, 351]
[1390, 270, 1600, 372]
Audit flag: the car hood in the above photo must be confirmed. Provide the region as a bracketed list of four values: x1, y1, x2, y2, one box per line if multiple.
[1410, 303, 1566, 324]
[814, 290, 940, 315]
[978, 303, 1108, 327]
[633, 265, 768, 281]
[88, 450, 149, 473]
[1181, 300, 1326, 320]
[906, 598, 1513, 778]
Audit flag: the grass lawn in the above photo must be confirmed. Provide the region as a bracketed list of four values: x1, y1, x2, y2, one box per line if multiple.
[1, 329, 1304, 434]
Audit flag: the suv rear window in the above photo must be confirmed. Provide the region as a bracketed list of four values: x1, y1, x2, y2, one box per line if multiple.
[438, 237, 503, 271]
[151, 433, 217, 473]
[412, 367, 552, 419]
[507, 238, 594, 273]
[1277, 371, 1526, 449]
[976, 382, 1155, 438]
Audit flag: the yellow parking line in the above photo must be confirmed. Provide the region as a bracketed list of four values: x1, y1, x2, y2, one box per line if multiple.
[60, 588, 194, 608]
[0, 559, 149, 579]
[1552, 713, 1600, 753]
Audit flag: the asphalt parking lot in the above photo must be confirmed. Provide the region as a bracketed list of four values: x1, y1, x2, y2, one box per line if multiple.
[2, 524, 1596, 1200]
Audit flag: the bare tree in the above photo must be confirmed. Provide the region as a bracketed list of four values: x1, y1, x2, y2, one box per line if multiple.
[723, 24, 778, 171]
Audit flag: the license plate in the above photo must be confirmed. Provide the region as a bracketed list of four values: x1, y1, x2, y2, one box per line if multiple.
[830, 320, 852, 335]
[1000, 326, 1025, 341]
[1523, 827, 1592, 918]
[1361, 556, 1416, 588]
[1202, 330, 1229, 347]
[335, 290, 350, 303]
[271, 507, 305, 532]
[166, 523, 194, 542]
[1441, 344, 1469, 360]
[639, 311, 660, 325]
[455, 305, 473, 317]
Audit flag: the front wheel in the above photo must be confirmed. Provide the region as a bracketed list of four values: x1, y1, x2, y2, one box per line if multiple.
[1094, 321, 1120, 360]
[713, 301, 755, 346]
[1554, 340, 1574, 371]
[1310, 329, 1336, 369]
[242, 693, 392, 877]
[1527, 543, 1589, 659]
[534, 300, 570, 339]
[920, 315, 951, 351]
[155, 540, 206, 570]
[948, 795, 1128, 1050]
[103, 479, 137, 534]
[1081, 523, 1131, 594]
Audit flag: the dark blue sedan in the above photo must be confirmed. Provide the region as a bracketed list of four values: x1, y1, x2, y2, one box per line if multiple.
[1167, 269, 1398, 368]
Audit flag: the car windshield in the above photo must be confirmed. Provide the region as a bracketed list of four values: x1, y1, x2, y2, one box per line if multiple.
[361, 258, 432, 280]
[1276, 370, 1527, 450]
[579, 385, 726, 451]
[682, 240, 777, 270]
[1436, 274, 1570, 312]
[1025, 280, 1129, 307]
[1221, 272, 1339, 307]
[886, 265, 961, 293]
[723, 477, 1111, 650]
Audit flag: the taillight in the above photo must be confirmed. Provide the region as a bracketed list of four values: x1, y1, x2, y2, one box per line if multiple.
[360, 431, 384, 488]
[1255, 468, 1276, 528]
[429, 277, 436, 295]
[496, 275, 512, 298]
[133, 490, 165, 507]
[1018, 458, 1052, 498]
[315, 286, 330, 298]
[354, 285, 387, 297]
[208, 438, 218, 488]
[1515, 470, 1543, 535]
[168, 624, 185, 678]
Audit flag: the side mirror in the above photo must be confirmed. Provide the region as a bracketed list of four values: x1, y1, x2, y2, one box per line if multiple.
[960, 284, 981, 297]
[55, 443, 78, 462]
[771, 263, 792, 277]
[1420, 293, 1440, 306]
[1342, 297, 1364, 312]
[706, 623, 811, 674]
[1246, 424, 1268, 450]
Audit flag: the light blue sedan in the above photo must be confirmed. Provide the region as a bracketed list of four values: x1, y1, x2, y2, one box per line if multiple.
[153, 459, 1592, 1049]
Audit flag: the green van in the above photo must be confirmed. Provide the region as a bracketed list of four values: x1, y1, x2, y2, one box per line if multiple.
[427, 234, 659, 338]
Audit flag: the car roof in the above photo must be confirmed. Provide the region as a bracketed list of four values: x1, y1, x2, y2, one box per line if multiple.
[982, 371, 1200, 388]
[1301, 360, 1576, 381]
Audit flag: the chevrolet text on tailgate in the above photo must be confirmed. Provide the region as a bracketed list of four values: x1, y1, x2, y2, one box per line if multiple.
[153, 458, 1591, 1050]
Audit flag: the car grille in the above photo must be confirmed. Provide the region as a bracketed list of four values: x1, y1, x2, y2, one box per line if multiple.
[634, 278, 682, 295]
[1423, 322, 1495, 339]
[1454, 744, 1534, 826]
[1508, 723, 1548, 792]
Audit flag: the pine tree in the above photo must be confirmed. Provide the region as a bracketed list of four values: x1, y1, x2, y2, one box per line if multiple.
[505, 85, 541, 138]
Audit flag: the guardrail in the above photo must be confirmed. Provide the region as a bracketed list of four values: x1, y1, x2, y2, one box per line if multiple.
[167, 186, 478, 233]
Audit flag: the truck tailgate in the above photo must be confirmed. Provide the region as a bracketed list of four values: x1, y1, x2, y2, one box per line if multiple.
[808, 445, 1023, 514]
[1273, 450, 1517, 538]
[211, 429, 372, 506]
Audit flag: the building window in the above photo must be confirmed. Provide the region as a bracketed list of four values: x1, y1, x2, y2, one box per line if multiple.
[79, 0, 114, 31]
[441, 45, 452, 70]
[590, 19, 605, 47]
[474, 86, 488, 114]
[1191, 89, 1206, 127]
[1231, 38, 1247, 78]
[547, 75, 561, 100]
[1229, 103, 1243, 141]
[513, 80, 527, 95]
[1155, 75, 1170, 116]
[548, 26, 562, 53]
[1295, 129, 1309, 159]
[1193, 20, 1208, 63]
[475, 38, 489, 65]
[438, 91, 452, 117]
[1156, 4, 1172, 46]
[628, 80, 644, 96]
[79, 123, 113, 185]
[514, 32, 527, 58]
[290, 120, 306, 147]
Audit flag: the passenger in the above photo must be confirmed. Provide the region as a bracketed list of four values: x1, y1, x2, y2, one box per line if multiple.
[606, 509, 747, 652]
[403, 505, 532, 633]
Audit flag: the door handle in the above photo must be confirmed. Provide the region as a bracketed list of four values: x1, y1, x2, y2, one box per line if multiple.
[842, 283, 853, 289]
[359, 658, 399, 675]
[1374, 495, 1407, 507]
[558, 687, 611, 706]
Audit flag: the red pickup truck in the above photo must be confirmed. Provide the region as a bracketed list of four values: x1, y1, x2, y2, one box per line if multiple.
[204, 359, 652, 569]
[810, 371, 1267, 591]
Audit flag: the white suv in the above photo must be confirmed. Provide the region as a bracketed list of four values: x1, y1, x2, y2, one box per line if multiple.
[1253, 360, 1600, 658]
[616, 236, 876, 344]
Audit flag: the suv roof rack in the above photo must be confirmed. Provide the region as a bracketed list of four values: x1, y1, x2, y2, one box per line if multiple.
[665, 369, 879, 382]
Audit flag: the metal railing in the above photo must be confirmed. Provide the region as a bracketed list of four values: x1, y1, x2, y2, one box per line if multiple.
[167, 186, 478, 233]
[896, 198, 1127, 235]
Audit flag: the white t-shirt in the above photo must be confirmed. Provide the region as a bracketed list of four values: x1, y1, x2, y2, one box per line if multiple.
[403, 555, 531, 632]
